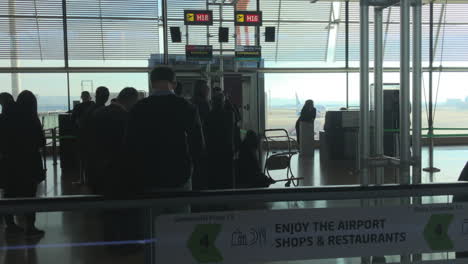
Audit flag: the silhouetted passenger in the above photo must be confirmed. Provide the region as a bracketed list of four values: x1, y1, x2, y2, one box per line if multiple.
[83, 87, 110, 122]
[205, 93, 235, 189]
[192, 80, 211, 127]
[91, 87, 139, 194]
[224, 95, 242, 154]
[1, 90, 45, 237]
[0, 93, 14, 115]
[94, 88, 142, 254]
[295, 100, 317, 145]
[80, 87, 109, 184]
[71, 91, 94, 128]
[237, 130, 275, 188]
[0, 93, 15, 191]
[125, 67, 204, 192]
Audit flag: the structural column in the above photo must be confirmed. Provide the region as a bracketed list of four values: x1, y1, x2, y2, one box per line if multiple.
[400, 0, 411, 185]
[398, 9, 412, 263]
[162, 0, 169, 64]
[8, 0, 20, 98]
[374, 7, 384, 185]
[359, 0, 370, 186]
[220, 0, 225, 90]
[412, 0, 423, 185]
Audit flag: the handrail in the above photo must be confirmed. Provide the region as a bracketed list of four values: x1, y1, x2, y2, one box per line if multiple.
[1, 182, 468, 214]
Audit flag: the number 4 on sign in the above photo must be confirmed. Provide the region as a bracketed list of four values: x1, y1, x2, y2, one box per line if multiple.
[200, 234, 210, 248]
[423, 214, 454, 251]
[187, 224, 223, 263]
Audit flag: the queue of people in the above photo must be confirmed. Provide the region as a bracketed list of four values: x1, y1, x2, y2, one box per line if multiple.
[0, 66, 275, 239]
[69, 67, 274, 195]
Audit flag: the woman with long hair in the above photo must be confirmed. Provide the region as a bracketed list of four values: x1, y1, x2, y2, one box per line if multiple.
[295, 100, 317, 146]
[205, 92, 235, 189]
[0, 92, 14, 115]
[2, 90, 45, 237]
[237, 130, 275, 188]
[0, 92, 15, 208]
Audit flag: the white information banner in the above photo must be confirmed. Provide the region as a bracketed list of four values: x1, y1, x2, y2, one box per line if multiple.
[156, 203, 468, 263]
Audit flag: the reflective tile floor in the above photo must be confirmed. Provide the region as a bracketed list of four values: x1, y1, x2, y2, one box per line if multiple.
[0, 146, 467, 264]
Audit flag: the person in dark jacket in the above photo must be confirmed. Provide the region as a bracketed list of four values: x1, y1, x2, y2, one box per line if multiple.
[295, 100, 317, 145]
[125, 67, 204, 192]
[71, 91, 94, 128]
[0, 93, 15, 192]
[79, 86, 109, 185]
[205, 92, 235, 189]
[1, 90, 45, 237]
[190, 81, 212, 191]
[224, 95, 242, 155]
[91, 88, 141, 252]
[237, 130, 275, 189]
[91, 87, 139, 194]
[192, 80, 211, 127]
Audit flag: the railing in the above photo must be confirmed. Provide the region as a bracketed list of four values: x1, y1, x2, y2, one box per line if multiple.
[39, 111, 65, 130]
[384, 128, 468, 138]
[1, 183, 468, 263]
[0, 182, 467, 213]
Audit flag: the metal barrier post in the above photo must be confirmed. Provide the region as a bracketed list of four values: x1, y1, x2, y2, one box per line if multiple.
[144, 208, 155, 264]
[374, 7, 384, 186]
[412, 0, 423, 262]
[360, 2, 371, 263]
[359, 0, 370, 187]
[400, 1, 412, 263]
[423, 2, 441, 174]
[400, 0, 411, 186]
[52, 128, 58, 166]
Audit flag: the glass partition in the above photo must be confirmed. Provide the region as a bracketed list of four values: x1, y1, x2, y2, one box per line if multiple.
[265, 73, 347, 139]
[1, 192, 467, 264]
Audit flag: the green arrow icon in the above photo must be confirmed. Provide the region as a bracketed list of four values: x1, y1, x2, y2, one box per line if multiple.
[187, 224, 223, 263]
[424, 214, 454, 251]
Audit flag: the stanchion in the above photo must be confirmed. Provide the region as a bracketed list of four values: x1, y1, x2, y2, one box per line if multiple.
[52, 128, 58, 166]
[423, 2, 440, 174]
[423, 132, 441, 173]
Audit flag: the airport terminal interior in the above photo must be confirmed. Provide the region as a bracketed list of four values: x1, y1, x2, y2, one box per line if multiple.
[2, 0, 468, 263]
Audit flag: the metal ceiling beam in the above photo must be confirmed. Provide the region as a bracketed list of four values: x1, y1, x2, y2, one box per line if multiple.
[3, 66, 468, 74]
[312, 0, 468, 3]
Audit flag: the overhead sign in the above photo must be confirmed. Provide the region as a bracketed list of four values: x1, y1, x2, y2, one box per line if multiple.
[186, 45, 213, 61]
[156, 203, 468, 263]
[184, 10, 213, 25]
[235, 11, 262, 26]
[235, 46, 261, 61]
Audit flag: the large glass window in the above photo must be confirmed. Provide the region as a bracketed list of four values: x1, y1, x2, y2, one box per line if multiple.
[0, 73, 68, 112]
[69, 73, 149, 107]
[0, 0, 65, 68]
[431, 72, 468, 135]
[265, 73, 346, 138]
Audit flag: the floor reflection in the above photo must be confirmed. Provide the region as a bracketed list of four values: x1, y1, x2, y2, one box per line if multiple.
[0, 146, 467, 264]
